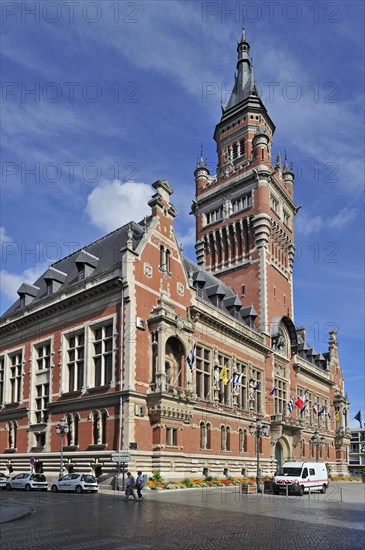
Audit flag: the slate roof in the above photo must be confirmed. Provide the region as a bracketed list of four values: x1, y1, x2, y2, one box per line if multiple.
[296, 333, 329, 370]
[3, 222, 144, 316]
[183, 256, 258, 329]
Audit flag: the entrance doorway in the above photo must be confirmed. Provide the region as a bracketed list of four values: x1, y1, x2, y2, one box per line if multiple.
[275, 441, 283, 470]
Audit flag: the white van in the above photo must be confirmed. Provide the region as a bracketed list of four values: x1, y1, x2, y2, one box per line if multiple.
[273, 461, 328, 496]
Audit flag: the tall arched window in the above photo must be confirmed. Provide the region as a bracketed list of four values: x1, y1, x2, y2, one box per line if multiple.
[226, 426, 231, 451]
[220, 426, 226, 451]
[8, 421, 17, 449]
[206, 423, 211, 450]
[200, 422, 206, 449]
[66, 413, 79, 446]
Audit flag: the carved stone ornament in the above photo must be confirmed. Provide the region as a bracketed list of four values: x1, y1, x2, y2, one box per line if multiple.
[175, 315, 185, 336]
[177, 282, 184, 296]
[144, 262, 153, 277]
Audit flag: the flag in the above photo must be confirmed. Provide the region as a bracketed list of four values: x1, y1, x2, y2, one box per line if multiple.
[230, 373, 243, 384]
[253, 380, 260, 390]
[269, 385, 277, 396]
[312, 403, 318, 415]
[335, 410, 340, 422]
[295, 394, 306, 410]
[220, 366, 229, 385]
[186, 343, 196, 371]
[287, 397, 294, 413]
[300, 403, 307, 416]
[318, 406, 326, 416]
[354, 410, 363, 428]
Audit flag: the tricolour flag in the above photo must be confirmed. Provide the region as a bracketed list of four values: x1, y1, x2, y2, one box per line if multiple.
[295, 394, 306, 410]
[318, 406, 326, 416]
[287, 397, 294, 413]
[312, 403, 318, 415]
[186, 343, 196, 371]
[300, 403, 307, 416]
[230, 373, 243, 384]
[354, 410, 363, 428]
[269, 385, 277, 396]
[220, 366, 229, 385]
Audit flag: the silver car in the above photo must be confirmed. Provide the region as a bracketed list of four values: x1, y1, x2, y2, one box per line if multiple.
[51, 473, 99, 493]
[6, 472, 48, 491]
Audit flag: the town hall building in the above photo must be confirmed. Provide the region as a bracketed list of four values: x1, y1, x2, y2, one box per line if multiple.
[0, 25, 351, 481]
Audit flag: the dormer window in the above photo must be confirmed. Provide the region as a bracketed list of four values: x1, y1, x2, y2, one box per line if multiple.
[43, 267, 67, 296]
[75, 250, 99, 281]
[78, 265, 86, 280]
[17, 283, 39, 308]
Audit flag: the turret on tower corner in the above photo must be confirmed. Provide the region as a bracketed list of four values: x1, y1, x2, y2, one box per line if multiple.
[193, 23, 298, 333]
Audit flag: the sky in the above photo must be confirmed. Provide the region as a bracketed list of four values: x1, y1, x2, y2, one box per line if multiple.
[1, 0, 364, 426]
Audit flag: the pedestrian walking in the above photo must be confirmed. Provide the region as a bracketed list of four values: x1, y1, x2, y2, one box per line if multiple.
[135, 471, 144, 501]
[124, 472, 138, 502]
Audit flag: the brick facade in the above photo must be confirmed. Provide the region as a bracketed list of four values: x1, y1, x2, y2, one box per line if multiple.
[0, 28, 350, 481]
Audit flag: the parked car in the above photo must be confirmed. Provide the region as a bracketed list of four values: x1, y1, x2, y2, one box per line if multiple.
[0, 472, 9, 489]
[6, 472, 48, 491]
[51, 473, 99, 493]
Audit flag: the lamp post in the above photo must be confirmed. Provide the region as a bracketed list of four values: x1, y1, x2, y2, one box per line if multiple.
[311, 430, 325, 462]
[55, 418, 69, 479]
[249, 419, 269, 493]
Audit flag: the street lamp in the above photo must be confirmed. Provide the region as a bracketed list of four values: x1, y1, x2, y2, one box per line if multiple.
[311, 430, 325, 462]
[55, 418, 69, 479]
[249, 419, 269, 493]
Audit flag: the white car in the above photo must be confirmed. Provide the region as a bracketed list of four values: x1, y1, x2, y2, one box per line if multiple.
[6, 472, 48, 491]
[0, 472, 9, 489]
[51, 473, 99, 493]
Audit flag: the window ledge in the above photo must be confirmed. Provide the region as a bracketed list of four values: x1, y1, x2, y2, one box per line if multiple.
[86, 385, 111, 394]
[87, 444, 107, 451]
[60, 390, 83, 398]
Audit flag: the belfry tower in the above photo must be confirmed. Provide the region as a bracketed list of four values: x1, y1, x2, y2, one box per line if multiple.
[193, 23, 298, 334]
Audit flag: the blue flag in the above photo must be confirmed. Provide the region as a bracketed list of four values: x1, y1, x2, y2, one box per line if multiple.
[354, 410, 363, 428]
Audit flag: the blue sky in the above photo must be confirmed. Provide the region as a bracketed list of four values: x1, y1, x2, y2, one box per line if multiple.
[1, 1, 364, 426]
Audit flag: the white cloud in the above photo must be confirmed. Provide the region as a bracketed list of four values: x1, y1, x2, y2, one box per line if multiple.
[1, 265, 46, 301]
[296, 207, 357, 236]
[85, 180, 152, 232]
[0, 227, 13, 244]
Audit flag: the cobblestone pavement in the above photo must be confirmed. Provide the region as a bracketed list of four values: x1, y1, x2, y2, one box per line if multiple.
[0, 485, 364, 550]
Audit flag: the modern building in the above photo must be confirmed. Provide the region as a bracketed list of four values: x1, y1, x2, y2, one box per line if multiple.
[0, 24, 351, 481]
[348, 428, 365, 477]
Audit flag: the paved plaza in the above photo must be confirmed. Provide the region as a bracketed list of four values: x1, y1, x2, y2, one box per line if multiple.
[0, 483, 364, 550]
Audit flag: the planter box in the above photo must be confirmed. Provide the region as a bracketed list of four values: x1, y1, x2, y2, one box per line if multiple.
[241, 485, 257, 494]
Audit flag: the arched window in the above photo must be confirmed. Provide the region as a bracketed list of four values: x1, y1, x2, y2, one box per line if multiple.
[206, 423, 211, 450]
[66, 413, 79, 446]
[160, 246, 165, 268]
[239, 139, 245, 158]
[232, 143, 238, 159]
[200, 422, 206, 449]
[220, 426, 226, 451]
[91, 409, 108, 445]
[165, 249, 171, 272]
[226, 426, 231, 451]
[8, 421, 17, 449]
